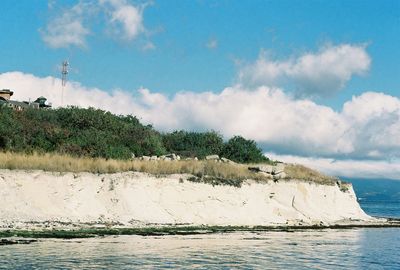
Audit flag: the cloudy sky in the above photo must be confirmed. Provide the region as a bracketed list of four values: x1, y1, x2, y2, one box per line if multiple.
[0, 0, 399, 180]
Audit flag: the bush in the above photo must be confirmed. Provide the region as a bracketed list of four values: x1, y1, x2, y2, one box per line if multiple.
[0, 107, 166, 159]
[162, 130, 224, 159]
[0, 106, 271, 163]
[221, 136, 269, 163]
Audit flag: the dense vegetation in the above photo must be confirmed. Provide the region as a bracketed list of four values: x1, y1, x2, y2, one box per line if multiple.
[0, 106, 270, 163]
[0, 107, 165, 159]
[162, 130, 224, 159]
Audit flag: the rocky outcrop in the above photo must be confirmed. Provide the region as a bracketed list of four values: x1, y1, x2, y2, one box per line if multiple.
[205, 155, 220, 160]
[137, 154, 235, 164]
[248, 163, 286, 180]
[0, 169, 372, 230]
[138, 154, 182, 161]
[205, 155, 236, 164]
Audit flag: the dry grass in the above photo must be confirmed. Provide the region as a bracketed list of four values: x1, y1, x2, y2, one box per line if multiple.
[284, 164, 338, 185]
[0, 152, 338, 185]
[0, 152, 267, 181]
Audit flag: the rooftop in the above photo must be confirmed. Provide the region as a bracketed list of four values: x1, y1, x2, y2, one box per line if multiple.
[0, 89, 13, 96]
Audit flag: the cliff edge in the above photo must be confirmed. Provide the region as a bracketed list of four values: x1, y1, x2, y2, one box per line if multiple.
[0, 169, 373, 230]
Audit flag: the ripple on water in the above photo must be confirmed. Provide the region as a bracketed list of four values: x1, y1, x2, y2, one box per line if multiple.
[0, 228, 399, 269]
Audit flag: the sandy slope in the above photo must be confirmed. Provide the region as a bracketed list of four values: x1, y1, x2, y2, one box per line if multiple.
[0, 170, 372, 229]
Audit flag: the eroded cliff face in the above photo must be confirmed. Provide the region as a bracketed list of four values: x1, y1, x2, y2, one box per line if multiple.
[0, 170, 371, 229]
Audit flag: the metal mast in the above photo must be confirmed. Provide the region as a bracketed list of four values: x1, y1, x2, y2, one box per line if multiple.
[61, 60, 69, 106]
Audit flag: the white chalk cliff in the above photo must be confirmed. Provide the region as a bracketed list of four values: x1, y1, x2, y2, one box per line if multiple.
[0, 170, 372, 229]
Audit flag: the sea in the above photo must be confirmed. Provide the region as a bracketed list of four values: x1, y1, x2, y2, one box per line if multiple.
[0, 178, 399, 269]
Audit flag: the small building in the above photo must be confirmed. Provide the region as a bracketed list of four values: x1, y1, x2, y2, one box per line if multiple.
[0, 89, 51, 110]
[0, 89, 13, 101]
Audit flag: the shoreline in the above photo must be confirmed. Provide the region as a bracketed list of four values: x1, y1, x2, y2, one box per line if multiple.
[1, 218, 400, 239]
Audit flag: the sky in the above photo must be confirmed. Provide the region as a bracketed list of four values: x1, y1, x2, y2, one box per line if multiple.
[0, 0, 399, 180]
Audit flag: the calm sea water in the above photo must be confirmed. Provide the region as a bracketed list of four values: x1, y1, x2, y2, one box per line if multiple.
[348, 178, 400, 219]
[0, 179, 399, 269]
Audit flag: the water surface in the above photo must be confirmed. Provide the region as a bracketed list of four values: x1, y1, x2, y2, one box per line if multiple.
[1, 228, 399, 269]
[349, 178, 400, 218]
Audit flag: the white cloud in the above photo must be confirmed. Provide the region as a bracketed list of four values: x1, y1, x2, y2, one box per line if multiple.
[41, 0, 148, 48]
[1, 71, 399, 179]
[100, 0, 146, 41]
[238, 44, 371, 97]
[41, 2, 90, 48]
[340, 92, 400, 159]
[0, 72, 136, 116]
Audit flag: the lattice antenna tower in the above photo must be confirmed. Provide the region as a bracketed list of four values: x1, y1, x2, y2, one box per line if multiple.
[61, 60, 69, 106]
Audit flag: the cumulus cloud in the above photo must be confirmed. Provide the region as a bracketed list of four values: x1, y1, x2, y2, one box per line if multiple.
[341, 92, 400, 159]
[41, 0, 148, 48]
[238, 44, 371, 97]
[0, 72, 136, 116]
[1, 71, 400, 168]
[100, 0, 145, 41]
[41, 2, 90, 48]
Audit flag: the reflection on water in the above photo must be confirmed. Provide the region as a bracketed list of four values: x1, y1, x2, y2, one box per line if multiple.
[1, 228, 399, 269]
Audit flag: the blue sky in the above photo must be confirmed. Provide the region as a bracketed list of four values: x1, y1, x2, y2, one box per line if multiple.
[0, 1, 399, 106]
[0, 0, 399, 179]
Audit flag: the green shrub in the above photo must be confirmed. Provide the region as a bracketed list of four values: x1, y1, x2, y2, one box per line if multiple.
[0, 106, 271, 163]
[221, 136, 269, 163]
[0, 107, 165, 159]
[162, 130, 224, 159]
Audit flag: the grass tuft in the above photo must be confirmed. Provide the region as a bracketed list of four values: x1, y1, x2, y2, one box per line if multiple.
[284, 164, 339, 185]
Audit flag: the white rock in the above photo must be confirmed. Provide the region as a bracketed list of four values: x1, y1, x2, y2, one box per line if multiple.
[249, 164, 285, 175]
[272, 163, 285, 174]
[164, 153, 178, 160]
[221, 157, 235, 164]
[248, 165, 273, 174]
[205, 154, 219, 160]
[273, 172, 287, 180]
